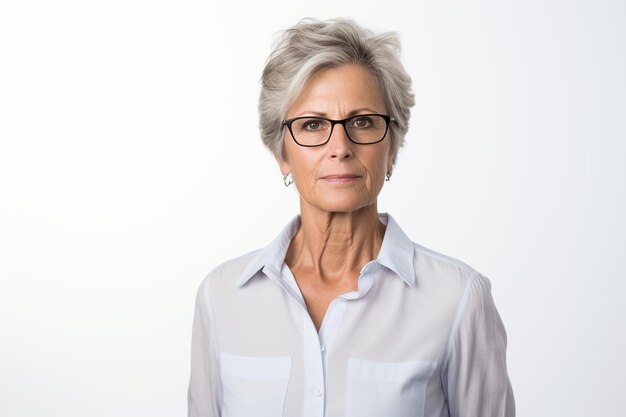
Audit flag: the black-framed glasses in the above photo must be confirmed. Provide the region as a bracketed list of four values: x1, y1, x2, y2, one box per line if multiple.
[282, 114, 395, 147]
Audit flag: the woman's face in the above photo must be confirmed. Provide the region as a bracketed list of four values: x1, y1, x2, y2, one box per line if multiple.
[279, 64, 392, 214]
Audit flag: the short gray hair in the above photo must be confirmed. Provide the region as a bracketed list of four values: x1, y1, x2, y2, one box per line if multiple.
[259, 18, 415, 168]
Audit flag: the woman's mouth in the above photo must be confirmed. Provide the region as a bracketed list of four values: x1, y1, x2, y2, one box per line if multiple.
[320, 174, 361, 183]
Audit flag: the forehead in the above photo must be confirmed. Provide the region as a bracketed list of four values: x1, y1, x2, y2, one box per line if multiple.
[287, 64, 387, 117]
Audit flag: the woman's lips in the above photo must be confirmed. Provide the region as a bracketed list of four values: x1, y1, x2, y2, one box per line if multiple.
[320, 174, 361, 183]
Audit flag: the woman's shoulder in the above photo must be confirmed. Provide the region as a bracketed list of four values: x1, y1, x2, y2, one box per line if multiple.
[382, 213, 488, 290]
[196, 249, 264, 292]
[412, 241, 478, 275]
[409, 240, 492, 292]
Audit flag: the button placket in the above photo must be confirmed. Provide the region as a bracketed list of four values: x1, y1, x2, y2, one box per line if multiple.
[300, 308, 326, 417]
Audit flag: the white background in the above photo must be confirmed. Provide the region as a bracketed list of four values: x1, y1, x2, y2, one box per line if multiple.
[1, 0, 625, 416]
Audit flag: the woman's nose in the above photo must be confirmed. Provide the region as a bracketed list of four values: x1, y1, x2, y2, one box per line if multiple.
[327, 124, 353, 160]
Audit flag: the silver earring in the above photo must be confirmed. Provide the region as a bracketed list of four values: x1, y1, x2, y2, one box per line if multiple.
[385, 172, 392, 181]
[283, 172, 293, 187]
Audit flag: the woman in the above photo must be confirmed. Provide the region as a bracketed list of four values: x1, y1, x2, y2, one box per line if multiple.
[188, 18, 515, 417]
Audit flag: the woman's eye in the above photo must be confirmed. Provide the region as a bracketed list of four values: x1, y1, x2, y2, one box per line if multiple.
[351, 117, 372, 128]
[303, 120, 324, 130]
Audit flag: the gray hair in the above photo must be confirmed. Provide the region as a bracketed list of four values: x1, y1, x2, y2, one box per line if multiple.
[259, 18, 415, 168]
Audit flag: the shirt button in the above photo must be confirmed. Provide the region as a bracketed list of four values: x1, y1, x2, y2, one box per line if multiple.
[320, 345, 326, 352]
[315, 388, 323, 397]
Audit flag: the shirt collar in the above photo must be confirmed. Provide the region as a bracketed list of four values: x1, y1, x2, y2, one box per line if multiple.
[375, 213, 416, 287]
[237, 216, 301, 286]
[237, 213, 416, 287]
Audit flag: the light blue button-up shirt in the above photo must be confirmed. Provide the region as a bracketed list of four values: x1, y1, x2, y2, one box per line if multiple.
[188, 213, 515, 417]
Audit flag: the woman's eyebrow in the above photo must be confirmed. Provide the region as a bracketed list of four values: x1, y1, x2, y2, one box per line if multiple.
[294, 111, 327, 117]
[347, 108, 380, 116]
[293, 108, 381, 118]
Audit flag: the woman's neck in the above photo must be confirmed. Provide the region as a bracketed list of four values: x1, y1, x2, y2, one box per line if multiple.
[285, 201, 385, 284]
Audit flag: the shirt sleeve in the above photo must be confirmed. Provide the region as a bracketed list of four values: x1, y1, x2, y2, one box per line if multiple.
[188, 277, 222, 417]
[442, 272, 515, 417]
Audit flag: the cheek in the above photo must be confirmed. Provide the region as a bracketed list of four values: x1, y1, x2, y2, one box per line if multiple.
[371, 164, 388, 187]
[285, 149, 321, 189]
[369, 149, 391, 180]
[360, 157, 389, 198]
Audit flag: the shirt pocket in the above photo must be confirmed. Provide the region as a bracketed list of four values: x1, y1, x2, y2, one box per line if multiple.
[345, 358, 437, 417]
[220, 353, 292, 417]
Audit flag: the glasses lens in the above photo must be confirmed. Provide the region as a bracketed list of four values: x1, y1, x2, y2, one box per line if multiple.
[290, 118, 332, 146]
[345, 115, 388, 143]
